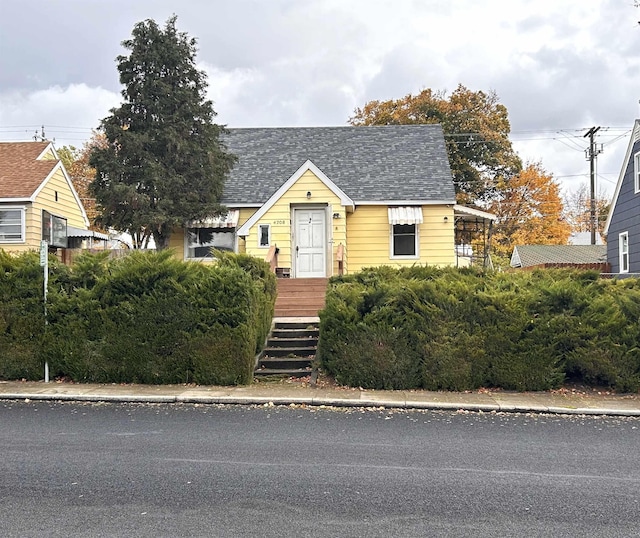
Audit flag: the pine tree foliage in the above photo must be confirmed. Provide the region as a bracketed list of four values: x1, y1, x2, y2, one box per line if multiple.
[89, 16, 235, 249]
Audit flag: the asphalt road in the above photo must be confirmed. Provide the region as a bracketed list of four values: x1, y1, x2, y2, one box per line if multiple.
[1, 401, 639, 537]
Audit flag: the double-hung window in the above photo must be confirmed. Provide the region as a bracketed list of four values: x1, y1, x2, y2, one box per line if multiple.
[635, 153, 640, 194]
[388, 207, 422, 259]
[392, 224, 418, 257]
[0, 207, 25, 243]
[620, 231, 629, 273]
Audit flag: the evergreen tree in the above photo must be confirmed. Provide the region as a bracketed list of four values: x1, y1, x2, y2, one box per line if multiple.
[90, 16, 235, 249]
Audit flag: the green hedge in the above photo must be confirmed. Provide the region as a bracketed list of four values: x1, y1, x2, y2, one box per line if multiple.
[0, 250, 276, 385]
[0, 251, 49, 379]
[318, 267, 640, 392]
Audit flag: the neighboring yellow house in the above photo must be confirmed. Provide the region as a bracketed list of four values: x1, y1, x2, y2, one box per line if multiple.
[0, 141, 107, 255]
[169, 125, 494, 275]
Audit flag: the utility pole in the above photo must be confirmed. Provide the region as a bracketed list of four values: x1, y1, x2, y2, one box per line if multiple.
[33, 125, 47, 142]
[584, 126, 602, 245]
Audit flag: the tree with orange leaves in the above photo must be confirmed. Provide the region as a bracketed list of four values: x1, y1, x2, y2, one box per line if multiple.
[489, 162, 571, 259]
[57, 132, 108, 230]
[350, 85, 522, 204]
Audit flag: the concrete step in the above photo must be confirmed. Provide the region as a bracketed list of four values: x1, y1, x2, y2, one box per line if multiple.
[272, 328, 319, 339]
[263, 346, 317, 358]
[267, 337, 318, 348]
[257, 356, 313, 370]
[274, 321, 319, 330]
[254, 319, 320, 378]
[254, 367, 313, 378]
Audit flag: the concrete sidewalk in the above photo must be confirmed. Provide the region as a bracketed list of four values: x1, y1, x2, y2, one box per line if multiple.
[1, 380, 640, 416]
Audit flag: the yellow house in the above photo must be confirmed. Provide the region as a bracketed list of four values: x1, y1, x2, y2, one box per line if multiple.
[169, 125, 494, 275]
[0, 141, 107, 255]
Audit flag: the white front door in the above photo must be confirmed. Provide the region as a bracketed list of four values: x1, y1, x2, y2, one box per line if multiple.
[294, 209, 326, 277]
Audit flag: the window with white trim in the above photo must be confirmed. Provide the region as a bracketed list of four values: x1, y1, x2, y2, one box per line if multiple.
[635, 153, 640, 194]
[258, 224, 271, 248]
[388, 206, 422, 259]
[186, 228, 234, 259]
[620, 231, 629, 273]
[391, 224, 418, 258]
[0, 207, 25, 243]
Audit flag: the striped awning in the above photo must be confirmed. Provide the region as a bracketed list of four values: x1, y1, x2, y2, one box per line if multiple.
[188, 210, 239, 229]
[388, 207, 423, 225]
[67, 226, 110, 240]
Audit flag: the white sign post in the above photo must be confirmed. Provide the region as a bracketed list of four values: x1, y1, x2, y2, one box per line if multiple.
[40, 240, 49, 383]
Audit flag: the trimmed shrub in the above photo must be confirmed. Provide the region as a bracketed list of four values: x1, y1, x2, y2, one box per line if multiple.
[0, 251, 49, 380]
[323, 323, 422, 390]
[1, 249, 276, 385]
[319, 266, 640, 392]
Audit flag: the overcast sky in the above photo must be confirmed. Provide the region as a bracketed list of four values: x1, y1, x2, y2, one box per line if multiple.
[1, 0, 639, 198]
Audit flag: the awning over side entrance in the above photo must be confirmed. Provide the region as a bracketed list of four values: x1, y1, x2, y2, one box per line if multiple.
[187, 210, 239, 229]
[67, 226, 110, 241]
[387, 206, 424, 225]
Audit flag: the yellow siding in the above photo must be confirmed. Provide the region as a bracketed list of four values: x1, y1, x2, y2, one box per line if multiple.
[33, 167, 87, 228]
[242, 170, 347, 276]
[1, 167, 88, 254]
[167, 227, 185, 260]
[236, 208, 256, 255]
[166, 178, 455, 276]
[346, 205, 455, 272]
[40, 147, 57, 160]
[29, 167, 87, 248]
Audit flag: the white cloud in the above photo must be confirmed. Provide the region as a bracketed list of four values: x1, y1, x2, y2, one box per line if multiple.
[1, 0, 638, 199]
[0, 84, 120, 147]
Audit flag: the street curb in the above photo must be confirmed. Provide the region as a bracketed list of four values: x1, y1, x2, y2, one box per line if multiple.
[2, 392, 640, 416]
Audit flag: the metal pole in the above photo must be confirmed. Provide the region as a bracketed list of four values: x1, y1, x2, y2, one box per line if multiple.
[40, 240, 49, 382]
[584, 127, 601, 245]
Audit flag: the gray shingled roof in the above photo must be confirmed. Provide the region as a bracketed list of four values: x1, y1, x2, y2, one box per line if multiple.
[511, 245, 608, 268]
[221, 125, 455, 205]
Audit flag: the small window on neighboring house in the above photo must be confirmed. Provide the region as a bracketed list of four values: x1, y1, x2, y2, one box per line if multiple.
[42, 210, 68, 248]
[0, 207, 25, 242]
[258, 224, 271, 248]
[635, 153, 640, 194]
[186, 228, 235, 259]
[391, 224, 418, 258]
[620, 231, 629, 273]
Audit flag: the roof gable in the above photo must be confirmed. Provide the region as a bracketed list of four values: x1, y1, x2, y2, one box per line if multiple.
[0, 141, 57, 199]
[222, 125, 455, 206]
[0, 141, 89, 226]
[604, 120, 639, 235]
[236, 160, 354, 237]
